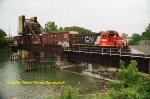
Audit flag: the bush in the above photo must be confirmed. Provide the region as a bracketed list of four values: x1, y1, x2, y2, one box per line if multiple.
[59, 86, 79, 99]
[109, 60, 150, 99]
[45, 60, 150, 99]
[109, 87, 139, 99]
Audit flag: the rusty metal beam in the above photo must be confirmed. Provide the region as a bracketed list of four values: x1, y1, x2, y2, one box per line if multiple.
[66, 51, 149, 74]
[20, 44, 63, 55]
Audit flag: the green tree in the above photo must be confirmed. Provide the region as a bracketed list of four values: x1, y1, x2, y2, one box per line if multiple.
[109, 60, 150, 99]
[130, 33, 142, 45]
[99, 31, 105, 34]
[59, 27, 64, 32]
[0, 29, 7, 46]
[141, 24, 150, 40]
[44, 21, 93, 34]
[59, 27, 64, 31]
[44, 21, 58, 33]
[64, 26, 92, 34]
[0, 29, 7, 38]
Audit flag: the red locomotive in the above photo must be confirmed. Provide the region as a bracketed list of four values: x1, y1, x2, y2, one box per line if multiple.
[98, 30, 125, 47]
[76, 30, 126, 48]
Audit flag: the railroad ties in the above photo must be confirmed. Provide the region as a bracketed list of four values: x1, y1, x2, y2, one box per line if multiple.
[64, 46, 150, 59]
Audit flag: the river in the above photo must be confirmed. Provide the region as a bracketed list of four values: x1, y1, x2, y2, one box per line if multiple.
[0, 53, 107, 99]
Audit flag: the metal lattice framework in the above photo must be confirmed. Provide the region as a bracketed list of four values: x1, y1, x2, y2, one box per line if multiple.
[18, 15, 46, 44]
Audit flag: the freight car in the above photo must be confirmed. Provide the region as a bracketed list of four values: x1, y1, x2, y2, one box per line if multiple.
[41, 31, 78, 47]
[13, 31, 78, 47]
[13, 36, 22, 44]
[13, 30, 128, 52]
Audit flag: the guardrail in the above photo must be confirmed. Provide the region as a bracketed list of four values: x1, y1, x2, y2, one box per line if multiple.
[64, 47, 150, 59]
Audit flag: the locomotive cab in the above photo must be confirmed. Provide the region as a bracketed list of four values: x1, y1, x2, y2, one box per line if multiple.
[98, 30, 125, 47]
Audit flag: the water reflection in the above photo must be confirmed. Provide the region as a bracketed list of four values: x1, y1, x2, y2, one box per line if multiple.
[0, 53, 106, 99]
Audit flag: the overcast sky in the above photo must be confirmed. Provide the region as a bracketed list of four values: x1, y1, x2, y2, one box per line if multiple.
[0, 0, 150, 36]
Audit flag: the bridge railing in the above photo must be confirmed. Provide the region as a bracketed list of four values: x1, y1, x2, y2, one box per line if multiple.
[64, 46, 150, 59]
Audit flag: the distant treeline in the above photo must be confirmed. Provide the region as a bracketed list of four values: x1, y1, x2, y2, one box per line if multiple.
[131, 24, 150, 45]
[44, 21, 93, 34]
[0, 29, 12, 47]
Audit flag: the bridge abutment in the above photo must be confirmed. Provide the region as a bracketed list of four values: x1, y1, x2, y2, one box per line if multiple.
[17, 50, 44, 71]
[20, 50, 29, 59]
[18, 50, 44, 59]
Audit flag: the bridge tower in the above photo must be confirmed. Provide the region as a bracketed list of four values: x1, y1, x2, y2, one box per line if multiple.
[18, 15, 45, 71]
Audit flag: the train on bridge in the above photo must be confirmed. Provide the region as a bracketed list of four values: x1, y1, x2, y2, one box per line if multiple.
[13, 15, 129, 52]
[10, 16, 150, 74]
[14, 30, 128, 49]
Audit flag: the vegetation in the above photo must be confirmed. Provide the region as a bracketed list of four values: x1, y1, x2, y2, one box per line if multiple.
[0, 29, 7, 38]
[46, 60, 150, 99]
[0, 28, 12, 53]
[59, 86, 79, 99]
[0, 28, 12, 47]
[44, 21, 93, 34]
[45, 21, 58, 33]
[109, 60, 150, 99]
[142, 24, 150, 40]
[131, 24, 150, 45]
[130, 33, 142, 45]
[0, 29, 7, 46]
[0, 46, 11, 53]
[64, 26, 92, 34]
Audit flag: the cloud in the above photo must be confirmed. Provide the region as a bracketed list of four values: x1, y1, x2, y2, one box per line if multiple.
[0, 0, 150, 36]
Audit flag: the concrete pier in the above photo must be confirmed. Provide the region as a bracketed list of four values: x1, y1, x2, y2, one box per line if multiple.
[10, 52, 19, 60]
[15, 50, 44, 71]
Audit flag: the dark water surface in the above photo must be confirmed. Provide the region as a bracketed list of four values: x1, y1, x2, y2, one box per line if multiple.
[0, 53, 106, 99]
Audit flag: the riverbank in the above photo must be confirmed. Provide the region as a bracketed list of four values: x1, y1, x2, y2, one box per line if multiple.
[48, 60, 150, 99]
[56, 59, 117, 80]
[0, 46, 10, 53]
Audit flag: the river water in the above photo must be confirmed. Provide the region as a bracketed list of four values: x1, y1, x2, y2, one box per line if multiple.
[0, 53, 107, 99]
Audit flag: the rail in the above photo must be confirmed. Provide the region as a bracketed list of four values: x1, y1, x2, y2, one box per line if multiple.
[64, 47, 150, 59]
[11, 44, 150, 59]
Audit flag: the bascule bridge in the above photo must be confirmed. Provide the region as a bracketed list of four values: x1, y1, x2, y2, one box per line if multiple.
[10, 15, 150, 73]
